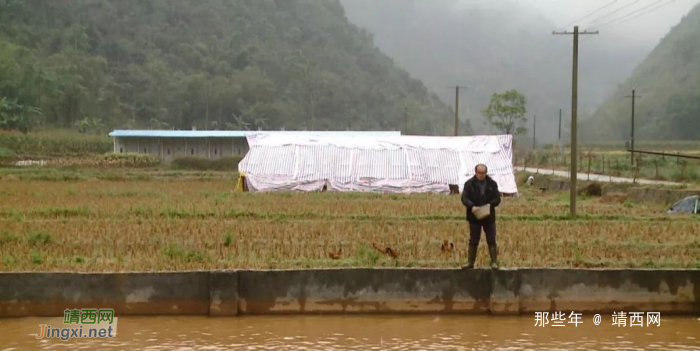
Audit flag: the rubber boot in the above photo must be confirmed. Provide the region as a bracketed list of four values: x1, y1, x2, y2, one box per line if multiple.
[488, 244, 499, 270]
[462, 245, 477, 269]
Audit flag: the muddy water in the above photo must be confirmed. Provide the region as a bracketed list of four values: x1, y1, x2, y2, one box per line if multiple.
[1, 315, 699, 350]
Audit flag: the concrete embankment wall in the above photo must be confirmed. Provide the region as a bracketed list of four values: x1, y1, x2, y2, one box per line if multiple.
[1, 268, 699, 317]
[535, 177, 699, 205]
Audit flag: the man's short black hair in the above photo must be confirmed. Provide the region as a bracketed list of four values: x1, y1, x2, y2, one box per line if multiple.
[475, 164, 488, 172]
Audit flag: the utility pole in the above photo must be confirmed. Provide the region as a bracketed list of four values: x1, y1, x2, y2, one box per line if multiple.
[455, 87, 460, 136]
[558, 109, 563, 155]
[553, 25, 599, 217]
[451, 86, 469, 136]
[404, 106, 408, 135]
[533, 115, 536, 150]
[625, 88, 642, 164]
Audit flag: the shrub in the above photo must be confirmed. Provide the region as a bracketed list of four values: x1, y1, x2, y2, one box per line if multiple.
[43, 153, 160, 168]
[0, 130, 111, 156]
[578, 182, 603, 197]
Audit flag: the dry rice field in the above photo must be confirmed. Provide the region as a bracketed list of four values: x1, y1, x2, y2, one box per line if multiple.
[1, 176, 699, 271]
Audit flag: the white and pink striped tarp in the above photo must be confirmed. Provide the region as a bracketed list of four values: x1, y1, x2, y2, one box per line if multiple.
[238, 134, 518, 194]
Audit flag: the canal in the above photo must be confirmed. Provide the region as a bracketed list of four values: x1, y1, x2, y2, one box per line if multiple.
[1, 315, 698, 350]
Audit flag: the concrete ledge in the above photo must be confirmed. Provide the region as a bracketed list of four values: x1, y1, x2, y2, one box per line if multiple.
[0, 272, 210, 317]
[519, 269, 700, 315]
[491, 269, 520, 315]
[237, 268, 491, 314]
[1, 269, 698, 317]
[209, 270, 238, 316]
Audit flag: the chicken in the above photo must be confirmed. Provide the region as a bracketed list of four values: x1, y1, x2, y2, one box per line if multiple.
[385, 247, 398, 259]
[328, 248, 342, 260]
[441, 240, 455, 252]
[371, 241, 398, 259]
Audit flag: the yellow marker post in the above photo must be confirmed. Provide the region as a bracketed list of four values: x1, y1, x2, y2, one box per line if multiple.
[235, 172, 247, 192]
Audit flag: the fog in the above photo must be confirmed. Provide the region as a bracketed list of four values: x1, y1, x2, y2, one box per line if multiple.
[340, 0, 700, 143]
[456, 0, 699, 47]
[524, 0, 698, 40]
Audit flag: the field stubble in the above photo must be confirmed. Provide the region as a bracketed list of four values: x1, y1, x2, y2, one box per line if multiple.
[1, 179, 698, 271]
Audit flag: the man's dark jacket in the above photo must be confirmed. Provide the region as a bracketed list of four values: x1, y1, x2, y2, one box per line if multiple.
[461, 175, 502, 224]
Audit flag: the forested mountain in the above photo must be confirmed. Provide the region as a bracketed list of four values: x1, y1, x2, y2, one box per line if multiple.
[0, 0, 462, 135]
[340, 0, 653, 143]
[582, 4, 700, 142]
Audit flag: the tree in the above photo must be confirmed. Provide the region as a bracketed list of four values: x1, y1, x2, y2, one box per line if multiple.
[481, 89, 528, 135]
[74, 116, 104, 134]
[0, 0, 456, 134]
[664, 92, 700, 139]
[0, 97, 42, 133]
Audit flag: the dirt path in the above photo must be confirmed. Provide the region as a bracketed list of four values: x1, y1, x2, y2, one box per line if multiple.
[515, 166, 687, 187]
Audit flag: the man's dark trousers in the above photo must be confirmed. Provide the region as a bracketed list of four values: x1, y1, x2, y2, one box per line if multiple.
[469, 221, 496, 247]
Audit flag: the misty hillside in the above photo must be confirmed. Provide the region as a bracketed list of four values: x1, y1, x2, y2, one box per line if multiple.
[582, 4, 700, 142]
[340, 0, 651, 143]
[0, 0, 461, 135]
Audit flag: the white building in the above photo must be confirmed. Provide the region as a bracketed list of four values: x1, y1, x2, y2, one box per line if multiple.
[108, 130, 401, 161]
[239, 133, 518, 194]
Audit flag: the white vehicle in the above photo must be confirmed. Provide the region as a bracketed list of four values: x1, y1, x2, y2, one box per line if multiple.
[666, 195, 699, 214]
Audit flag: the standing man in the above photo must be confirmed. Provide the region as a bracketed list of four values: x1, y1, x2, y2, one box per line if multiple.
[460, 164, 501, 269]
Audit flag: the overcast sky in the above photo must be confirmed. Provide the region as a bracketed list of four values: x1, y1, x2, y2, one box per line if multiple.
[451, 0, 700, 46]
[521, 0, 700, 44]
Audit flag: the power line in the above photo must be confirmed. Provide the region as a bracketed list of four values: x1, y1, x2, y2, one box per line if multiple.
[594, 0, 668, 28]
[530, 1, 636, 58]
[598, 0, 680, 30]
[527, 1, 615, 54]
[529, 0, 631, 59]
[557, 0, 621, 30]
[529, 1, 617, 55]
[581, 0, 643, 26]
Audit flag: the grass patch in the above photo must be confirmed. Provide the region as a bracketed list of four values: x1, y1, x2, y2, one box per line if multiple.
[0, 231, 20, 244]
[30, 207, 93, 218]
[162, 243, 210, 263]
[27, 231, 52, 245]
[224, 233, 234, 247]
[357, 244, 383, 265]
[29, 250, 43, 265]
[170, 156, 242, 171]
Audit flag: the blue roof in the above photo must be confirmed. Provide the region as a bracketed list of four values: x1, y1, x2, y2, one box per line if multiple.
[108, 130, 401, 138]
